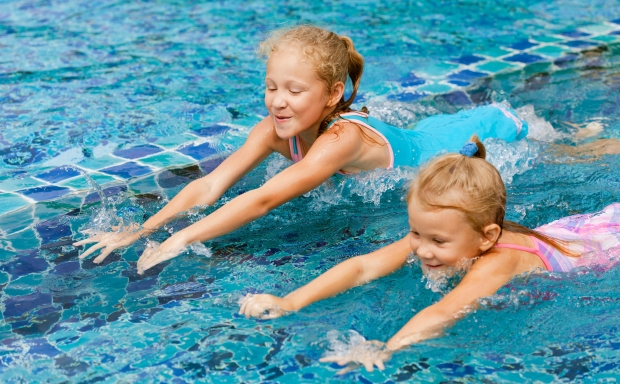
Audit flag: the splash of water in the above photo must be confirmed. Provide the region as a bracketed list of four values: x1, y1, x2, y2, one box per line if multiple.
[516, 104, 567, 142]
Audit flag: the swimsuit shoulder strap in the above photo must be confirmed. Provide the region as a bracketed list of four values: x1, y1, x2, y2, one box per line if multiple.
[288, 135, 303, 162]
[494, 236, 553, 271]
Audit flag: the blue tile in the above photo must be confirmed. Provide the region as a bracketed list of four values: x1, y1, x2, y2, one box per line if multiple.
[100, 162, 153, 179]
[612, 18, 620, 25]
[177, 142, 218, 160]
[113, 145, 163, 160]
[448, 70, 488, 81]
[27, 338, 62, 357]
[35, 219, 72, 245]
[560, 30, 591, 38]
[35, 167, 81, 183]
[200, 157, 226, 174]
[562, 40, 599, 48]
[612, 31, 620, 36]
[509, 40, 538, 50]
[3, 292, 53, 318]
[387, 92, 427, 102]
[504, 53, 545, 63]
[554, 53, 579, 68]
[84, 185, 128, 204]
[192, 124, 230, 137]
[18, 186, 71, 201]
[448, 54, 485, 65]
[447, 79, 471, 87]
[0, 193, 30, 215]
[441, 91, 472, 106]
[0, 251, 48, 280]
[400, 72, 425, 87]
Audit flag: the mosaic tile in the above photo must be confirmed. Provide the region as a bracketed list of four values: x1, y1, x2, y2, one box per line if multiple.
[154, 134, 198, 149]
[5, 228, 40, 251]
[157, 165, 203, 189]
[416, 82, 453, 93]
[579, 24, 615, 35]
[448, 54, 485, 65]
[78, 154, 124, 171]
[590, 35, 620, 43]
[612, 31, 620, 36]
[35, 167, 81, 183]
[612, 18, 620, 25]
[0, 177, 46, 192]
[0, 193, 31, 215]
[192, 124, 230, 137]
[387, 91, 427, 102]
[440, 91, 472, 106]
[400, 73, 425, 87]
[128, 174, 161, 195]
[504, 53, 545, 63]
[530, 45, 571, 58]
[100, 162, 153, 179]
[35, 218, 72, 245]
[477, 47, 512, 58]
[508, 40, 538, 50]
[416, 61, 460, 77]
[447, 70, 489, 81]
[113, 145, 163, 160]
[59, 173, 118, 190]
[562, 40, 600, 48]
[475, 61, 519, 73]
[177, 142, 218, 160]
[591, 35, 620, 43]
[447, 79, 470, 87]
[0, 206, 34, 235]
[554, 52, 579, 67]
[84, 184, 128, 205]
[560, 30, 591, 38]
[17, 186, 71, 202]
[531, 35, 565, 43]
[138, 152, 196, 169]
[199, 157, 226, 174]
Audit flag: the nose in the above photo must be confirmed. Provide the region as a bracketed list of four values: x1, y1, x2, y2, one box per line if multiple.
[415, 243, 433, 260]
[271, 90, 287, 109]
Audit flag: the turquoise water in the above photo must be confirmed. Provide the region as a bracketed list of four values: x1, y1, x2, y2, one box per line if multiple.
[2, 0, 620, 382]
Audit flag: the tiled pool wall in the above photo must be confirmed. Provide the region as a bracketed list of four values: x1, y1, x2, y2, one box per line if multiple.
[2, 19, 620, 220]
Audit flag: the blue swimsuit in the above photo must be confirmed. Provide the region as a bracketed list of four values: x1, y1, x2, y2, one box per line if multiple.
[288, 105, 528, 168]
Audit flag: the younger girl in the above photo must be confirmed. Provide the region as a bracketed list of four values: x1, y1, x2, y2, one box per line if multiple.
[239, 136, 620, 372]
[75, 25, 527, 272]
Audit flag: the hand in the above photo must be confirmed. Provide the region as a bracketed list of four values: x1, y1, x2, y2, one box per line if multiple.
[74, 224, 146, 263]
[319, 339, 392, 374]
[238, 293, 292, 319]
[136, 234, 187, 274]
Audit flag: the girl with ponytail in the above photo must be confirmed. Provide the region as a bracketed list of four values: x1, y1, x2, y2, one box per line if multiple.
[241, 136, 620, 373]
[76, 25, 529, 273]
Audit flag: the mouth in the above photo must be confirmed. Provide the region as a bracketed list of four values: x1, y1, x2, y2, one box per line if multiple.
[424, 264, 443, 269]
[274, 115, 292, 124]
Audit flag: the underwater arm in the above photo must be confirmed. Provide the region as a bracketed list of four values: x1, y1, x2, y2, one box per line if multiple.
[74, 118, 276, 262]
[137, 127, 365, 273]
[239, 236, 412, 318]
[386, 251, 515, 350]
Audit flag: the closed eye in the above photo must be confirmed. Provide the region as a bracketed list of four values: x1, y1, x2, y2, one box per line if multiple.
[433, 238, 445, 244]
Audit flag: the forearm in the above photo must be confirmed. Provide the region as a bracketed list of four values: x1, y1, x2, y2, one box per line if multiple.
[142, 179, 220, 230]
[386, 304, 467, 350]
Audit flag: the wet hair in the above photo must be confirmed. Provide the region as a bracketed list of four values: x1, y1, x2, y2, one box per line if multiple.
[407, 135, 578, 256]
[259, 25, 365, 134]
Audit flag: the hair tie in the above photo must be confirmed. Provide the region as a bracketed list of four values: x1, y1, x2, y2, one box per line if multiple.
[459, 142, 478, 157]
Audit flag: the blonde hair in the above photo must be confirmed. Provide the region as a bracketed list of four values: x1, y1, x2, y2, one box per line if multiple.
[259, 25, 364, 134]
[407, 135, 578, 256]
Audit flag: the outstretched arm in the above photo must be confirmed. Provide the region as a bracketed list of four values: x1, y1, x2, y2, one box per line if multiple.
[386, 250, 516, 350]
[137, 124, 366, 272]
[75, 118, 277, 262]
[239, 236, 412, 318]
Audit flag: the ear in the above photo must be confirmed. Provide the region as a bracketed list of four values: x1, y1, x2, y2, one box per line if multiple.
[479, 223, 501, 253]
[326, 81, 345, 107]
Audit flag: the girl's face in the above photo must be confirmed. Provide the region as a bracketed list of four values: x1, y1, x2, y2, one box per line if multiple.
[407, 200, 489, 274]
[264, 47, 338, 139]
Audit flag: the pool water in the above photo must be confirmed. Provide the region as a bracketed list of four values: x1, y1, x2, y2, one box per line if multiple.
[2, 0, 620, 382]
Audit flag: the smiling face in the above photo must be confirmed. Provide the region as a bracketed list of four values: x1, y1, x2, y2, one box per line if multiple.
[407, 200, 490, 274]
[264, 47, 339, 140]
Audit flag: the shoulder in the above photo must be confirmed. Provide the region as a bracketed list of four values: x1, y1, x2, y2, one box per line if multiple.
[468, 248, 520, 277]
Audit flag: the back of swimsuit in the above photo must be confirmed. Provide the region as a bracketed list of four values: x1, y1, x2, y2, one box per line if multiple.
[288, 104, 529, 168]
[494, 236, 578, 272]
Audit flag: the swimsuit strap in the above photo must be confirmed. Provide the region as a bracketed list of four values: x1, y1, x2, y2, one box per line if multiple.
[287, 134, 350, 175]
[494, 237, 553, 271]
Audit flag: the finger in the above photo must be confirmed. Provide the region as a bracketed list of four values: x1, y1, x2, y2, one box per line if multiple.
[260, 310, 281, 320]
[239, 298, 248, 315]
[362, 359, 374, 372]
[73, 237, 100, 246]
[94, 246, 115, 264]
[336, 363, 359, 375]
[375, 359, 385, 371]
[79, 243, 106, 259]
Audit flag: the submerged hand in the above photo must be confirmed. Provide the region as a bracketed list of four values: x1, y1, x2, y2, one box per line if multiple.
[319, 340, 392, 374]
[136, 234, 187, 274]
[73, 224, 146, 263]
[238, 293, 292, 319]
